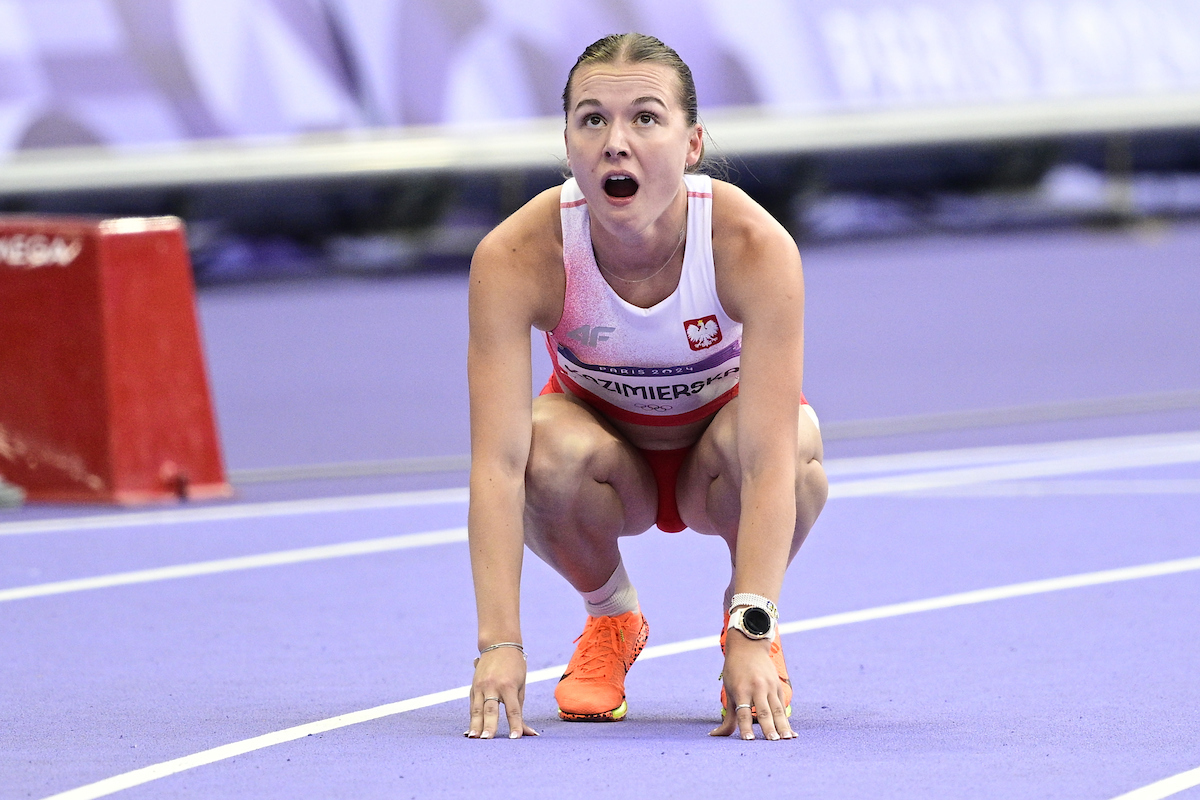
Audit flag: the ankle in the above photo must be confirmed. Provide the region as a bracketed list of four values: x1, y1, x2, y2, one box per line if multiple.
[582, 559, 639, 618]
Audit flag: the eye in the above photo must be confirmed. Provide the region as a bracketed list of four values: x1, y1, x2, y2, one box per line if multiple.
[583, 114, 605, 128]
[635, 112, 657, 125]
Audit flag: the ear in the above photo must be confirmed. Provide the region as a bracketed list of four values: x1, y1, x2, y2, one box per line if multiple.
[685, 124, 704, 167]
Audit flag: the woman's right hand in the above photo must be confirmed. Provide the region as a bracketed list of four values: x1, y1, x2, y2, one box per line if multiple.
[465, 647, 539, 739]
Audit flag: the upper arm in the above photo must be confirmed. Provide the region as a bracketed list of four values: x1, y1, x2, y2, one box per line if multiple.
[710, 181, 806, 469]
[467, 189, 564, 475]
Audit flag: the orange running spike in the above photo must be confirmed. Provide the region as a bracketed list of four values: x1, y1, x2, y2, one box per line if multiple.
[555, 610, 649, 721]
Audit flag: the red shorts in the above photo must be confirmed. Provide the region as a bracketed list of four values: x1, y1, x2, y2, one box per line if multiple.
[539, 374, 690, 533]
[538, 374, 809, 534]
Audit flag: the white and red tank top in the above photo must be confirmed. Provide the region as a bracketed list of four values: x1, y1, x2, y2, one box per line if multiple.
[546, 174, 742, 426]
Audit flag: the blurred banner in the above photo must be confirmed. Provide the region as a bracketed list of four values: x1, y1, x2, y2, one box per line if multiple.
[1, 0, 1198, 154]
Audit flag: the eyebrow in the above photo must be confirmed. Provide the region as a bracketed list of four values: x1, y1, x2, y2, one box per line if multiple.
[632, 96, 668, 109]
[572, 95, 669, 113]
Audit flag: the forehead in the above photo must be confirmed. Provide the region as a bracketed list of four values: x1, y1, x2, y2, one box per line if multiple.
[569, 61, 682, 109]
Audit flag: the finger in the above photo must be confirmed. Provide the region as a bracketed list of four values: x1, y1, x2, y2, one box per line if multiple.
[709, 701, 738, 736]
[467, 692, 485, 738]
[754, 690, 781, 741]
[770, 700, 795, 739]
[514, 685, 538, 736]
[770, 687, 795, 739]
[504, 695, 534, 739]
[480, 696, 501, 740]
[736, 702, 756, 741]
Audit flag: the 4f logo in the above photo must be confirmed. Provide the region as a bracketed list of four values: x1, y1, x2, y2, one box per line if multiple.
[567, 325, 615, 347]
[684, 315, 722, 350]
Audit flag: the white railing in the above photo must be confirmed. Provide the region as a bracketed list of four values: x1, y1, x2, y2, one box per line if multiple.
[1, 92, 1199, 194]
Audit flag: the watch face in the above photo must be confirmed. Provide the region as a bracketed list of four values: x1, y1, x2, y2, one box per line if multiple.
[743, 607, 772, 636]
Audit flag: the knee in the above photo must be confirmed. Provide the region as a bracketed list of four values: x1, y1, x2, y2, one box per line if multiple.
[795, 457, 828, 528]
[525, 421, 606, 513]
[697, 411, 739, 483]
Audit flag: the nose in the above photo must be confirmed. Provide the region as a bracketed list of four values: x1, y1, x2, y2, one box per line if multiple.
[604, 123, 630, 158]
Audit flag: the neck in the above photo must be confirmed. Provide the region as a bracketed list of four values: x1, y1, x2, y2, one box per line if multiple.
[589, 189, 689, 281]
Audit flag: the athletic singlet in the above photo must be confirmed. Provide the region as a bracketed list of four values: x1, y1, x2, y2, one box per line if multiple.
[546, 174, 742, 427]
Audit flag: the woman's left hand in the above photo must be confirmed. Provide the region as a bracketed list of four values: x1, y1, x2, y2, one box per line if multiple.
[709, 633, 796, 740]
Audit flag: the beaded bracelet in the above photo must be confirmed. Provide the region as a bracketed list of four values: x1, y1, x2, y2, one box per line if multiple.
[729, 592, 778, 619]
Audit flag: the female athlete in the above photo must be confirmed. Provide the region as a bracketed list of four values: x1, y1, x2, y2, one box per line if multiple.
[465, 33, 828, 742]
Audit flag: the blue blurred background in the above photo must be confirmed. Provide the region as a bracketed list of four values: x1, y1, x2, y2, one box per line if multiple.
[1, 0, 1198, 282]
[4, 0, 1199, 143]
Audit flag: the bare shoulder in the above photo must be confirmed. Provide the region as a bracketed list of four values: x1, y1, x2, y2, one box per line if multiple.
[708, 179, 802, 320]
[712, 179, 793, 242]
[473, 186, 562, 271]
[470, 186, 565, 331]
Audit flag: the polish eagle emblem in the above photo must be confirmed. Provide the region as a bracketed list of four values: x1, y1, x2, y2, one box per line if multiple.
[684, 315, 722, 351]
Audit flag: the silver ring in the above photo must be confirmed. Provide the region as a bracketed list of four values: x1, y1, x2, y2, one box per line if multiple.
[735, 704, 753, 711]
[483, 696, 501, 703]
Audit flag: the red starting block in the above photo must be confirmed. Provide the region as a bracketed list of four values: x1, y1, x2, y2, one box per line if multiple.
[0, 216, 230, 504]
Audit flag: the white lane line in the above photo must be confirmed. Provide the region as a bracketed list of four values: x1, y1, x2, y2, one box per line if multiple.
[230, 455, 471, 484]
[40, 687, 477, 800]
[907, 479, 1200, 497]
[0, 528, 467, 603]
[40, 553, 1200, 800]
[830, 440, 1200, 498]
[6, 431, 1199, 539]
[224, 396, 1200, 484]
[1109, 766, 1200, 800]
[226, 426, 1200, 483]
[219, 428, 1200, 484]
[5, 436, 1198, 600]
[821, 391, 1200, 441]
[3, 434, 1197, 603]
[824, 431, 1200, 477]
[0, 488, 469, 538]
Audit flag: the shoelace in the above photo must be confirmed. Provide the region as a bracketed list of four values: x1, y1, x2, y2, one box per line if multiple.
[570, 617, 629, 678]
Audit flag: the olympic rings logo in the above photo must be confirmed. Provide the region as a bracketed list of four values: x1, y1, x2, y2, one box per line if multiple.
[636, 404, 673, 412]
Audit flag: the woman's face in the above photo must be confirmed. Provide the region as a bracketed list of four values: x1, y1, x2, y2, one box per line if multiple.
[564, 60, 703, 236]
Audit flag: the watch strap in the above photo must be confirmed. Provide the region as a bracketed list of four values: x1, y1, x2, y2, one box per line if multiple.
[727, 605, 777, 642]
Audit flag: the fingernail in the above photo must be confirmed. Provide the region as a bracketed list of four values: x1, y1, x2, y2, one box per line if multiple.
[770, 734, 780, 741]
[743, 734, 754, 740]
[509, 731, 520, 739]
[480, 731, 491, 739]
[529, 729, 540, 736]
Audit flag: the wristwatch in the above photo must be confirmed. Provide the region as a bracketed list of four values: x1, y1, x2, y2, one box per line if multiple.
[727, 593, 778, 641]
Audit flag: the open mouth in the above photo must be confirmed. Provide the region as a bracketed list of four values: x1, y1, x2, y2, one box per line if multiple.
[604, 176, 639, 198]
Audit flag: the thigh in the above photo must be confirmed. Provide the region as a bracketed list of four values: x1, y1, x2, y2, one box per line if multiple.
[526, 392, 658, 537]
[675, 398, 824, 539]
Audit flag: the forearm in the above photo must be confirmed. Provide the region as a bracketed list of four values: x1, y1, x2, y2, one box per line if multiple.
[468, 467, 527, 649]
[731, 469, 797, 603]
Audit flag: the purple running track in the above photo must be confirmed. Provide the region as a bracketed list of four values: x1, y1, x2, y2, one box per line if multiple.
[1, 222, 1198, 799]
